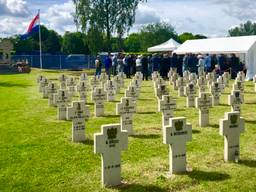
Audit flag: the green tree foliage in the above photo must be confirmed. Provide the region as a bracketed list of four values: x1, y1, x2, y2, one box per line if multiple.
[124, 33, 141, 52]
[178, 32, 207, 43]
[62, 32, 89, 54]
[72, 0, 145, 53]
[12, 25, 62, 54]
[229, 21, 256, 36]
[140, 22, 179, 51]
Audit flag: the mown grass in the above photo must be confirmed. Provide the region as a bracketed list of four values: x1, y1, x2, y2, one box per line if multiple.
[0, 69, 256, 192]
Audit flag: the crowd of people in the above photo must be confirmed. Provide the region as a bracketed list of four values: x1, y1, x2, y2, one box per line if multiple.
[95, 52, 246, 80]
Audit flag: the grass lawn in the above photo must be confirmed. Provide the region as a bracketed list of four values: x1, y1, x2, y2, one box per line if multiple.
[0, 69, 256, 192]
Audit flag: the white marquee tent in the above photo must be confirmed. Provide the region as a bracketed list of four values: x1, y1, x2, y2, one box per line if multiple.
[147, 38, 181, 52]
[175, 35, 256, 79]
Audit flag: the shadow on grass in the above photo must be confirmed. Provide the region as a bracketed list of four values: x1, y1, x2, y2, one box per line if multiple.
[245, 119, 256, 125]
[0, 82, 31, 88]
[136, 111, 156, 115]
[86, 102, 94, 106]
[81, 139, 94, 146]
[188, 170, 230, 181]
[116, 183, 167, 192]
[104, 114, 120, 118]
[245, 102, 256, 104]
[218, 103, 229, 107]
[138, 98, 154, 101]
[210, 124, 219, 129]
[176, 109, 186, 112]
[192, 130, 201, 134]
[110, 100, 120, 103]
[131, 134, 160, 139]
[239, 159, 256, 168]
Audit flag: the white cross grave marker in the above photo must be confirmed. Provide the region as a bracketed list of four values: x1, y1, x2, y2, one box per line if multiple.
[59, 74, 67, 89]
[54, 90, 71, 120]
[125, 86, 138, 103]
[210, 82, 222, 105]
[176, 77, 185, 97]
[219, 111, 245, 162]
[66, 77, 76, 97]
[228, 90, 244, 113]
[156, 84, 169, 100]
[80, 73, 88, 81]
[94, 124, 128, 187]
[158, 95, 177, 126]
[195, 92, 213, 127]
[197, 76, 207, 93]
[163, 117, 192, 175]
[92, 87, 107, 117]
[184, 82, 196, 107]
[45, 82, 59, 106]
[67, 101, 90, 142]
[116, 97, 136, 135]
[105, 80, 116, 102]
[39, 77, 49, 93]
[76, 81, 89, 102]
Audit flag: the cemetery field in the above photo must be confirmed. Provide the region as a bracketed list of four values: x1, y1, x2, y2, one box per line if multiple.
[1, 69, 256, 192]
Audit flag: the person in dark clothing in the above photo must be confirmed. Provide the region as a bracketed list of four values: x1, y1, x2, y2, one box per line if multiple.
[141, 55, 149, 80]
[177, 55, 183, 76]
[152, 54, 160, 72]
[211, 54, 218, 71]
[104, 54, 112, 79]
[187, 54, 198, 74]
[170, 53, 178, 72]
[218, 54, 230, 74]
[126, 55, 133, 78]
[229, 54, 240, 79]
[160, 54, 170, 79]
[131, 54, 136, 75]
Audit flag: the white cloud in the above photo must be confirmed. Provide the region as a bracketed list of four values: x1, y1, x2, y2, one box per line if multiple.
[0, 0, 30, 17]
[41, 0, 76, 34]
[0, 0, 256, 38]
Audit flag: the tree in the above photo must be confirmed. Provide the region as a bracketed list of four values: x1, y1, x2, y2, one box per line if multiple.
[124, 33, 141, 52]
[62, 32, 89, 54]
[139, 22, 179, 51]
[72, 0, 146, 53]
[178, 32, 207, 43]
[229, 21, 256, 36]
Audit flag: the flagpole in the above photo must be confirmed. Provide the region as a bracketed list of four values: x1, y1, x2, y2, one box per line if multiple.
[38, 9, 42, 69]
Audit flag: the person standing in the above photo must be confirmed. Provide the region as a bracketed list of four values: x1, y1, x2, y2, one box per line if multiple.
[170, 53, 178, 72]
[183, 54, 189, 72]
[126, 55, 132, 78]
[197, 55, 205, 75]
[135, 55, 142, 72]
[204, 54, 212, 72]
[117, 53, 124, 73]
[104, 54, 112, 80]
[177, 55, 183, 76]
[160, 54, 170, 79]
[152, 53, 160, 72]
[95, 55, 102, 77]
[112, 54, 118, 76]
[229, 54, 240, 79]
[141, 54, 149, 80]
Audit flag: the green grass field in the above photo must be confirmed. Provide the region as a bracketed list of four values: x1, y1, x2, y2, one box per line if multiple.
[0, 69, 256, 192]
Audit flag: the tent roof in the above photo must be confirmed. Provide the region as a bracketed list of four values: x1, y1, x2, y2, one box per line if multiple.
[147, 38, 181, 52]
[175, 35, 256, 54]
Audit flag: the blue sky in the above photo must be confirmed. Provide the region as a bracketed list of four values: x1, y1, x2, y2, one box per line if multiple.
[0, 0, 255, 37]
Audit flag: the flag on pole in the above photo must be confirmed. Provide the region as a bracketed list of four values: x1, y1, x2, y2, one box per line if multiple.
[20, 13, 40, 40]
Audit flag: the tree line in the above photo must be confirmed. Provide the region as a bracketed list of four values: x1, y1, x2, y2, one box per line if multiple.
[1, 20, 256, 55]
